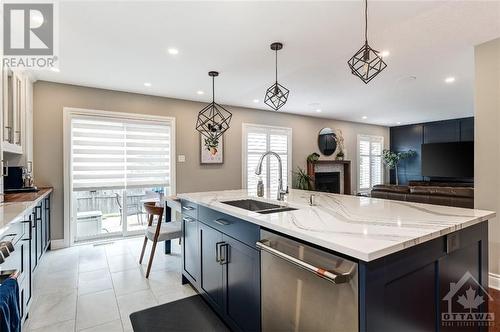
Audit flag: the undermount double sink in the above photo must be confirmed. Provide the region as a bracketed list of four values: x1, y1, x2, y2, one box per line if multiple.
[221, 199, 297, 214]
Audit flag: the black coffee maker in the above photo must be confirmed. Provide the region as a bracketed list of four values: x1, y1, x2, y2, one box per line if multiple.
[4, 163, 38, 193]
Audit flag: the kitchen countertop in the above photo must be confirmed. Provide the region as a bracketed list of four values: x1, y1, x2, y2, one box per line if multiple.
[0, 188, 53, 234]
[178, 189, 496, 261]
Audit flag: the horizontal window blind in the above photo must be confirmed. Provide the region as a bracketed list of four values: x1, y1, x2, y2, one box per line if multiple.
[358, 135, 384, 192]
[71, 115, 171, 191]
[243, 124, 291, 197]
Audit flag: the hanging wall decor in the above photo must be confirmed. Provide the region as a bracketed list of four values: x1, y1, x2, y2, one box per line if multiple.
[264, 42, 289, 111]
[200, 133, 224, 164]
[196, 71, 232, 146]
[347, 0, 387, 84]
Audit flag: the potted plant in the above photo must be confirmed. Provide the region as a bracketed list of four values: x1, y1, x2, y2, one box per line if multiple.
[382, 149, 416, 185]
[307, 152, 320, 163]
[294, 167, 313, 190]
[335, 129, 345, 160]
[306, 152, 320, 175]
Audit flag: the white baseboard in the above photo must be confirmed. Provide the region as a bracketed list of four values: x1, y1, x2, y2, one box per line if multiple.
[489, 273, 500, 290]
[50, 239, 68, 250]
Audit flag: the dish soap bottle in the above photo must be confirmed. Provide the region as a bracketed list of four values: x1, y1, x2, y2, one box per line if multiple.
[257, 176, 264, 197]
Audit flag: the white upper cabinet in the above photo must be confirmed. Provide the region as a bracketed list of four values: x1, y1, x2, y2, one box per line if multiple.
[1, 67, 33, 157]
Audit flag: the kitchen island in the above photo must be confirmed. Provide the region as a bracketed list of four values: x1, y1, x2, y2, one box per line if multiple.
[178, 189, 495, 332]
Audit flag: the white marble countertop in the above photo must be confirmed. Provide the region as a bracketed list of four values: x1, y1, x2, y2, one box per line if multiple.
[178, 189, 495, 262]
[0, 188, 53, 236]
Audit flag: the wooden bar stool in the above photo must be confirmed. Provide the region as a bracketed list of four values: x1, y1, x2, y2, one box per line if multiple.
[139, 202, 182, 278]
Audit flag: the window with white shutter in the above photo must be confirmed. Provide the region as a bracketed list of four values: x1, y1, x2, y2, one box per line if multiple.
[357, 134, 384, 192]
[71, 114, 173, 191]
[242, 124, 292, 197]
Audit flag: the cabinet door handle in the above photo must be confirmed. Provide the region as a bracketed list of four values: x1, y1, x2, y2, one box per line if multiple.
[256, 240, 354, 284]
[219, 243, 229, 265]
[182, 217, 195, 223]
[214, 219, 230, 226]
[1, 160, 8, 177]
[4, 127, 12, 143]
[14, 131, 20, 145]
[215, 241, 224, 263]
[182, 206, 195, 211]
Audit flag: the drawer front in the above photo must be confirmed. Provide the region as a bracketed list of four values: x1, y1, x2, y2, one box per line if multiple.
[180, 200, 198, 219]
[198, 206, 259, 248]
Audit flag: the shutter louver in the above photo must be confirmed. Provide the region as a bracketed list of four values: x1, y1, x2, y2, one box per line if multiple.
[244, 125, 291, 196]
[358, 135, 384, 192]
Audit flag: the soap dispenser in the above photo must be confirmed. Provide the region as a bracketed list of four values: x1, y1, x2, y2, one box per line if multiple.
[257, 176, 264, 197]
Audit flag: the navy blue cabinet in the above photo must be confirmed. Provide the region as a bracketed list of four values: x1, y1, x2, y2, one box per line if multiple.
[199, 222, 224, 311]
[423, 121, 460, 143]
[182, 215, 198, 284]
[223, 235, 261, 332]
[359, 222, 488, 331]
[390, 124, 424, 184]
[181, 200, 261, 332]
[390, 117, 474, 184]
[460, 117, 474, 141]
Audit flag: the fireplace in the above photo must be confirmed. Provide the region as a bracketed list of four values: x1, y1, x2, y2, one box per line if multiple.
[307, 160, 351, 195]
[315, 172, 341, 194]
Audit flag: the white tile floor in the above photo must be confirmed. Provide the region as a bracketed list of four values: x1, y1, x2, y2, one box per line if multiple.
[24, 237, 196, 332]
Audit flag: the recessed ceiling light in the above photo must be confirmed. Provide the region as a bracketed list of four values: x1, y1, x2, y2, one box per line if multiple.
[50, 67, 60, 72]
[445, 76, 456, 83]
[197, 90, 204, 95]
[316, 109, 322, 113]
[167, 48, 179, 55]
[362, 116, 368, 120]
[397, 121, 401, 125]
[253, 99, 259, 103]
[379, 50, 390, 57]
[144, 82, 152, 87]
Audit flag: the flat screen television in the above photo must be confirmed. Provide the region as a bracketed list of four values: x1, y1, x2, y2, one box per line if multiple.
[421, 142, 474, 178]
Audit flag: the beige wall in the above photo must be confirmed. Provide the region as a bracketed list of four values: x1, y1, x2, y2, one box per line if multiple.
[475, 38, 500, 276]
[33, 81, 389, 240]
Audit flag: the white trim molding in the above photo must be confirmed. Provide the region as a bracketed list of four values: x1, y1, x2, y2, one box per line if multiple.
[489, 272, 500, 290]
[50, 239, 68, 250]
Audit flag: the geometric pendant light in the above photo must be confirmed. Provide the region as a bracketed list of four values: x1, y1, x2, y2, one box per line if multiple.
[196, 71, 232, 144]
[347, 0, 387, 84]
[264, 42, 290, 111]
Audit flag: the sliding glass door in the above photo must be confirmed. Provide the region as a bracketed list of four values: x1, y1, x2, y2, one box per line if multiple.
[68, 111, 174, 243]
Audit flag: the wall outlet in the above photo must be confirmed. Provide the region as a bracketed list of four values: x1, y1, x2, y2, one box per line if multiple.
[178, 155, 186, 163]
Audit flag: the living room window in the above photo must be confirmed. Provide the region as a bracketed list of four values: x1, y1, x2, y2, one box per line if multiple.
[242, 123, 292, 198]
[357, 134, 384, 192]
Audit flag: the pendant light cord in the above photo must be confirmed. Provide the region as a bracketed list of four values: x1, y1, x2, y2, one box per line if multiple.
[212, 75, 215, 102]
[275, 48, 278, 84]
[364, 0, 368, 44]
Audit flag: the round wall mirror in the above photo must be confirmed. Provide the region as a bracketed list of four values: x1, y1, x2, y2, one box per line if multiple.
[318, 128, 337, 156]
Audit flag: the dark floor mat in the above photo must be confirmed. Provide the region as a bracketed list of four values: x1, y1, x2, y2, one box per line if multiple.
[129, 295, 230, 332]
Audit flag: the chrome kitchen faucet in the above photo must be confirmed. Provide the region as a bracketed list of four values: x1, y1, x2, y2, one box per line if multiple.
[255, 151, 288, 201]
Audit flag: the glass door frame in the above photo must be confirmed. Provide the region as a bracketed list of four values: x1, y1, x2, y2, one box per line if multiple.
[63, 107, 176, 247]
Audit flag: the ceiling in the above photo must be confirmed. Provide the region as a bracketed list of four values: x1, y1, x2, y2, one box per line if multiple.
[34, 1, 500, 126]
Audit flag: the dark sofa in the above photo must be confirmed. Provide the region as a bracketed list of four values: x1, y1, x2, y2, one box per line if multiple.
[370, 181, 474, 208]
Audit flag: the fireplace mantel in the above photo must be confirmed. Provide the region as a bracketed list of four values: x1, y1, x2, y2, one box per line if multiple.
[307, 160, 351, 195]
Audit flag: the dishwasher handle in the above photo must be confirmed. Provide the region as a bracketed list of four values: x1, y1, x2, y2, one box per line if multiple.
[256, 239, 354, 284]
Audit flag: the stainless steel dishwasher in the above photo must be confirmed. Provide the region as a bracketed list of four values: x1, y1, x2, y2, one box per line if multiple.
[257, 230, 358, 332]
